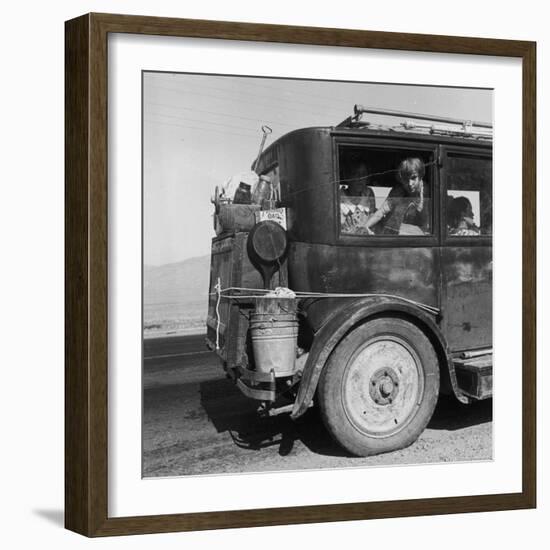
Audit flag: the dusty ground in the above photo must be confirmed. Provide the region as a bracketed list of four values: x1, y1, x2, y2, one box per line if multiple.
[143, 335, 492, 477]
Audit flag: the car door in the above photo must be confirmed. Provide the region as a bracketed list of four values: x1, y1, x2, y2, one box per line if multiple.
[439, 146, 493, 352]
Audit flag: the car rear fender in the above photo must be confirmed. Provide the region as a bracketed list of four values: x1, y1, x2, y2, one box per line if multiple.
[291, 296, 468, 419]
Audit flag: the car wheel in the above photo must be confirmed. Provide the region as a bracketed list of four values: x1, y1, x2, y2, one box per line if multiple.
[318, 317, 440, 456]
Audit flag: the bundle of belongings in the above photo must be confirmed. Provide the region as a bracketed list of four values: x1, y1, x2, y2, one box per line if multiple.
[214, 171, 279, 235]
[220, 170, 259, 205]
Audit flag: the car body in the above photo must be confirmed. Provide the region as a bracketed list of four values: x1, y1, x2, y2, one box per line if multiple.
[206, 107, 492, 456]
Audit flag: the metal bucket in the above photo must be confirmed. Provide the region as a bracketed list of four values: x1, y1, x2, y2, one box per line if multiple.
[250, 313, 298, 376]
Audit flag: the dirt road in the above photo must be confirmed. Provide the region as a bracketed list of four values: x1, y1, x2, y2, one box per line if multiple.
[143, 334, 492, 477]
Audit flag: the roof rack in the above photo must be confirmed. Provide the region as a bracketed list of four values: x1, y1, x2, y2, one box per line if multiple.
[337, 104, 493, 139]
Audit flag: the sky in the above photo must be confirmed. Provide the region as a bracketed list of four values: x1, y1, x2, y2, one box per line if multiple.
[143, 72, 492, 266]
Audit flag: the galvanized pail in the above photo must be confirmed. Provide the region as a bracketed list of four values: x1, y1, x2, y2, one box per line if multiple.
[250, 313, 298, 377]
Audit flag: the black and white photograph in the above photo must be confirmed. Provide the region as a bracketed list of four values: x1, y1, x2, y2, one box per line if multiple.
[3, 0, 545, 545]
[142, 72, 493, 478]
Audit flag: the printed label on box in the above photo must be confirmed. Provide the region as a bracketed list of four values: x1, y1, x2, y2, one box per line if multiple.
[254, 208, 287, 229]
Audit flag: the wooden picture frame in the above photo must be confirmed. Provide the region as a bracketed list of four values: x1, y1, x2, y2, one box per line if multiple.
[65, 12, 536, 537]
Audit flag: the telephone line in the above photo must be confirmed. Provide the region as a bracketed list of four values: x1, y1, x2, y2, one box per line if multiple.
[151, 76, 350, 112]
[168, 75, 359, 110]
[146, 101, 297, 128]
[145, 119, 260, 139]
[148, 84, 344, 120]
[149, 111, 277, 134]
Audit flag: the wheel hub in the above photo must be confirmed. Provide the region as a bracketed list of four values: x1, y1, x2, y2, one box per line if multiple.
[369, 368, 399, 405]
[342, 336, 424, 437]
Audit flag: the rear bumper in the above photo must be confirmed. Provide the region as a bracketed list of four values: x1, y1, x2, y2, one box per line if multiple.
[232, 365, 277, 401]
[208, 333, 295, 402]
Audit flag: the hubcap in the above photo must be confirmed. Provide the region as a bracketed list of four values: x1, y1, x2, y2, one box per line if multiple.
[342, 335, 424, 437]
[369, 368, 399, 405]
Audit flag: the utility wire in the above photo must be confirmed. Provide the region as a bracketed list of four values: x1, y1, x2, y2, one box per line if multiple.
[148, 84, 344, 120]
[145, 119, 259, 140]
[146, 101, 298, 128]
[149, 111, 275, 134]
[150, 74, 353, 114]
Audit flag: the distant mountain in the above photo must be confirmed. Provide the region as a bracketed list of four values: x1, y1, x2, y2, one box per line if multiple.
[144, 255, 210, 306]
[143, 255, 211, 333]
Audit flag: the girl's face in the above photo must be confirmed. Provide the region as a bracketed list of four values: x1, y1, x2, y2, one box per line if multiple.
[404, 171, 422, 194]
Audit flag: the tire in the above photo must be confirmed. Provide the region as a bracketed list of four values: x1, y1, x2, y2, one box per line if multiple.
[318, 317, 440, 456]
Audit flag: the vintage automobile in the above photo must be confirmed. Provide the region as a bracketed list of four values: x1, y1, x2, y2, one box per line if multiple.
[206, 105, 492, 457]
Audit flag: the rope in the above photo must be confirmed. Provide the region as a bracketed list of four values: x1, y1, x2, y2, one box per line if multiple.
[214, 277, 221, 350]
[277, 159, 437, 201]
[209, 286, 440, 316]
[219, 286, 267, 293]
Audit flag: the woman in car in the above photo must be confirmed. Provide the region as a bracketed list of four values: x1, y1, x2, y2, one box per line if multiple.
[340, 162, 376, 235]
[448, 196, 480, 236]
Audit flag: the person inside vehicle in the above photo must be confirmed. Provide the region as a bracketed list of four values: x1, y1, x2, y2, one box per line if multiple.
[448, 196, 480, 236]
[364, 157, 426, 235]
[340, 161, 376, 234]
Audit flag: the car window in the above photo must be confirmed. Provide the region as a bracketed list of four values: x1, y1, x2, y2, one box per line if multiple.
[446, 154, 492, 237]
[338, 146, 433, 237]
